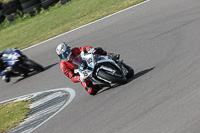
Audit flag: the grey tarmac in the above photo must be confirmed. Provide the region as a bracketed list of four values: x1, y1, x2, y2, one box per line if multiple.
[1, 0, 200, 132]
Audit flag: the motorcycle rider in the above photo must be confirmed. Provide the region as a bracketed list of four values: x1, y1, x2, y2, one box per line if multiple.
[56, 42, 119, 95]
[0, 48, 25, 82]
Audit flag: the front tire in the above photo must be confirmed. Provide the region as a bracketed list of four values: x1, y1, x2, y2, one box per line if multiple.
[97, 69, 128, 85]
[122, 63, 134, 79]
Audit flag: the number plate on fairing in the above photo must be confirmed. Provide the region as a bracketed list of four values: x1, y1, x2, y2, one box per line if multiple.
[78, 69, 93, 82]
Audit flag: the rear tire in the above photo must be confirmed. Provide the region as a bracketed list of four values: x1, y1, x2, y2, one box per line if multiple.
[23, 59, 44, 72]
[97, 69, 127, 85]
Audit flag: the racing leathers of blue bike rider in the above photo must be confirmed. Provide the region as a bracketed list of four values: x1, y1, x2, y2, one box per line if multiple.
[0, 48, 21, 82]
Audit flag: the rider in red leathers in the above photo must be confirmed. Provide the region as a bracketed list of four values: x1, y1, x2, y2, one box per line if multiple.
[56, 42, 119, 95]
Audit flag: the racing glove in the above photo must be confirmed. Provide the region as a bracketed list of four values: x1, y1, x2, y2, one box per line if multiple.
[94, 47, 107, 55]
[87, 48, 96, 54]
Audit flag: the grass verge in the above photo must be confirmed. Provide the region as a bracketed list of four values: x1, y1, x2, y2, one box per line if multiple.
[0, 0, 146, 51]
[0, 100, 30, 133]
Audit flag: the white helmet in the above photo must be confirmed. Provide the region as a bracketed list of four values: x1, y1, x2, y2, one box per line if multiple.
[56, 42, 72, 61]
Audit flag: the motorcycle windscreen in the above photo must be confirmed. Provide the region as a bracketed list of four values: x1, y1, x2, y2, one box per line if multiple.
[72, 55, 82, 66]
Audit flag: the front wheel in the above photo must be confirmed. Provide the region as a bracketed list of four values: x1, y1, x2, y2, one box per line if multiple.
[97, 69, 128, 85]
[23, 59, 44, 72]
[122, 63, 134, 79]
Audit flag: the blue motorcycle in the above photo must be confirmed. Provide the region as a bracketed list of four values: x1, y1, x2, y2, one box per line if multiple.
[1, 49, 44, 82]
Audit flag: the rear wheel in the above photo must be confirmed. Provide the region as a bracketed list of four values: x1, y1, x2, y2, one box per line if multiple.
[23, 59, 44, 72]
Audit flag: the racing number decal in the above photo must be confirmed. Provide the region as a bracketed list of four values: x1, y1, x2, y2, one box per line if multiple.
[83, 71, 88, 76]
[87, 58, 92, 64]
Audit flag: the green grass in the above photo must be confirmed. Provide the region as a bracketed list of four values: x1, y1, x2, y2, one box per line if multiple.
[0, 0, 146, 51]
[0, 101, 30, 133]
[0, 0, 11, 3]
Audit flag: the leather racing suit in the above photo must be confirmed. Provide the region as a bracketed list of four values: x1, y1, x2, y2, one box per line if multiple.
[60, 46, 107, 95]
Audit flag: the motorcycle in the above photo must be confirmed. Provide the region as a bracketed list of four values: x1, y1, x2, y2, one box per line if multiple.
[1, 49, 44, 81]
[73, 49, 134, 86]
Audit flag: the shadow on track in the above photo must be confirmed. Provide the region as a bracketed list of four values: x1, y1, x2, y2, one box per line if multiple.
[43, 62, 59, 71]
[97, 67, 155, 95]
[129, 67, 155, 82]
[13, 62, 59, 84]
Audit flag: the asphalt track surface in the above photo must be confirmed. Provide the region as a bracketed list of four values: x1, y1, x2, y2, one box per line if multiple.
[1, 0, 200, 132]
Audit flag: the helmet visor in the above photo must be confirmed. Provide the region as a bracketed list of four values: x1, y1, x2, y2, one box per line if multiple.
[59, 47, 71, 61]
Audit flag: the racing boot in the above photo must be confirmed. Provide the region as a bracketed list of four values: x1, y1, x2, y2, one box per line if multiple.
[1, 69, 11, 83]
[89, 85, 102, 95]
[2, 75, 10, 83]
[90, 84, 112, 95]
[107, 53, 120, 60]
[81, 81, 102, 95]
